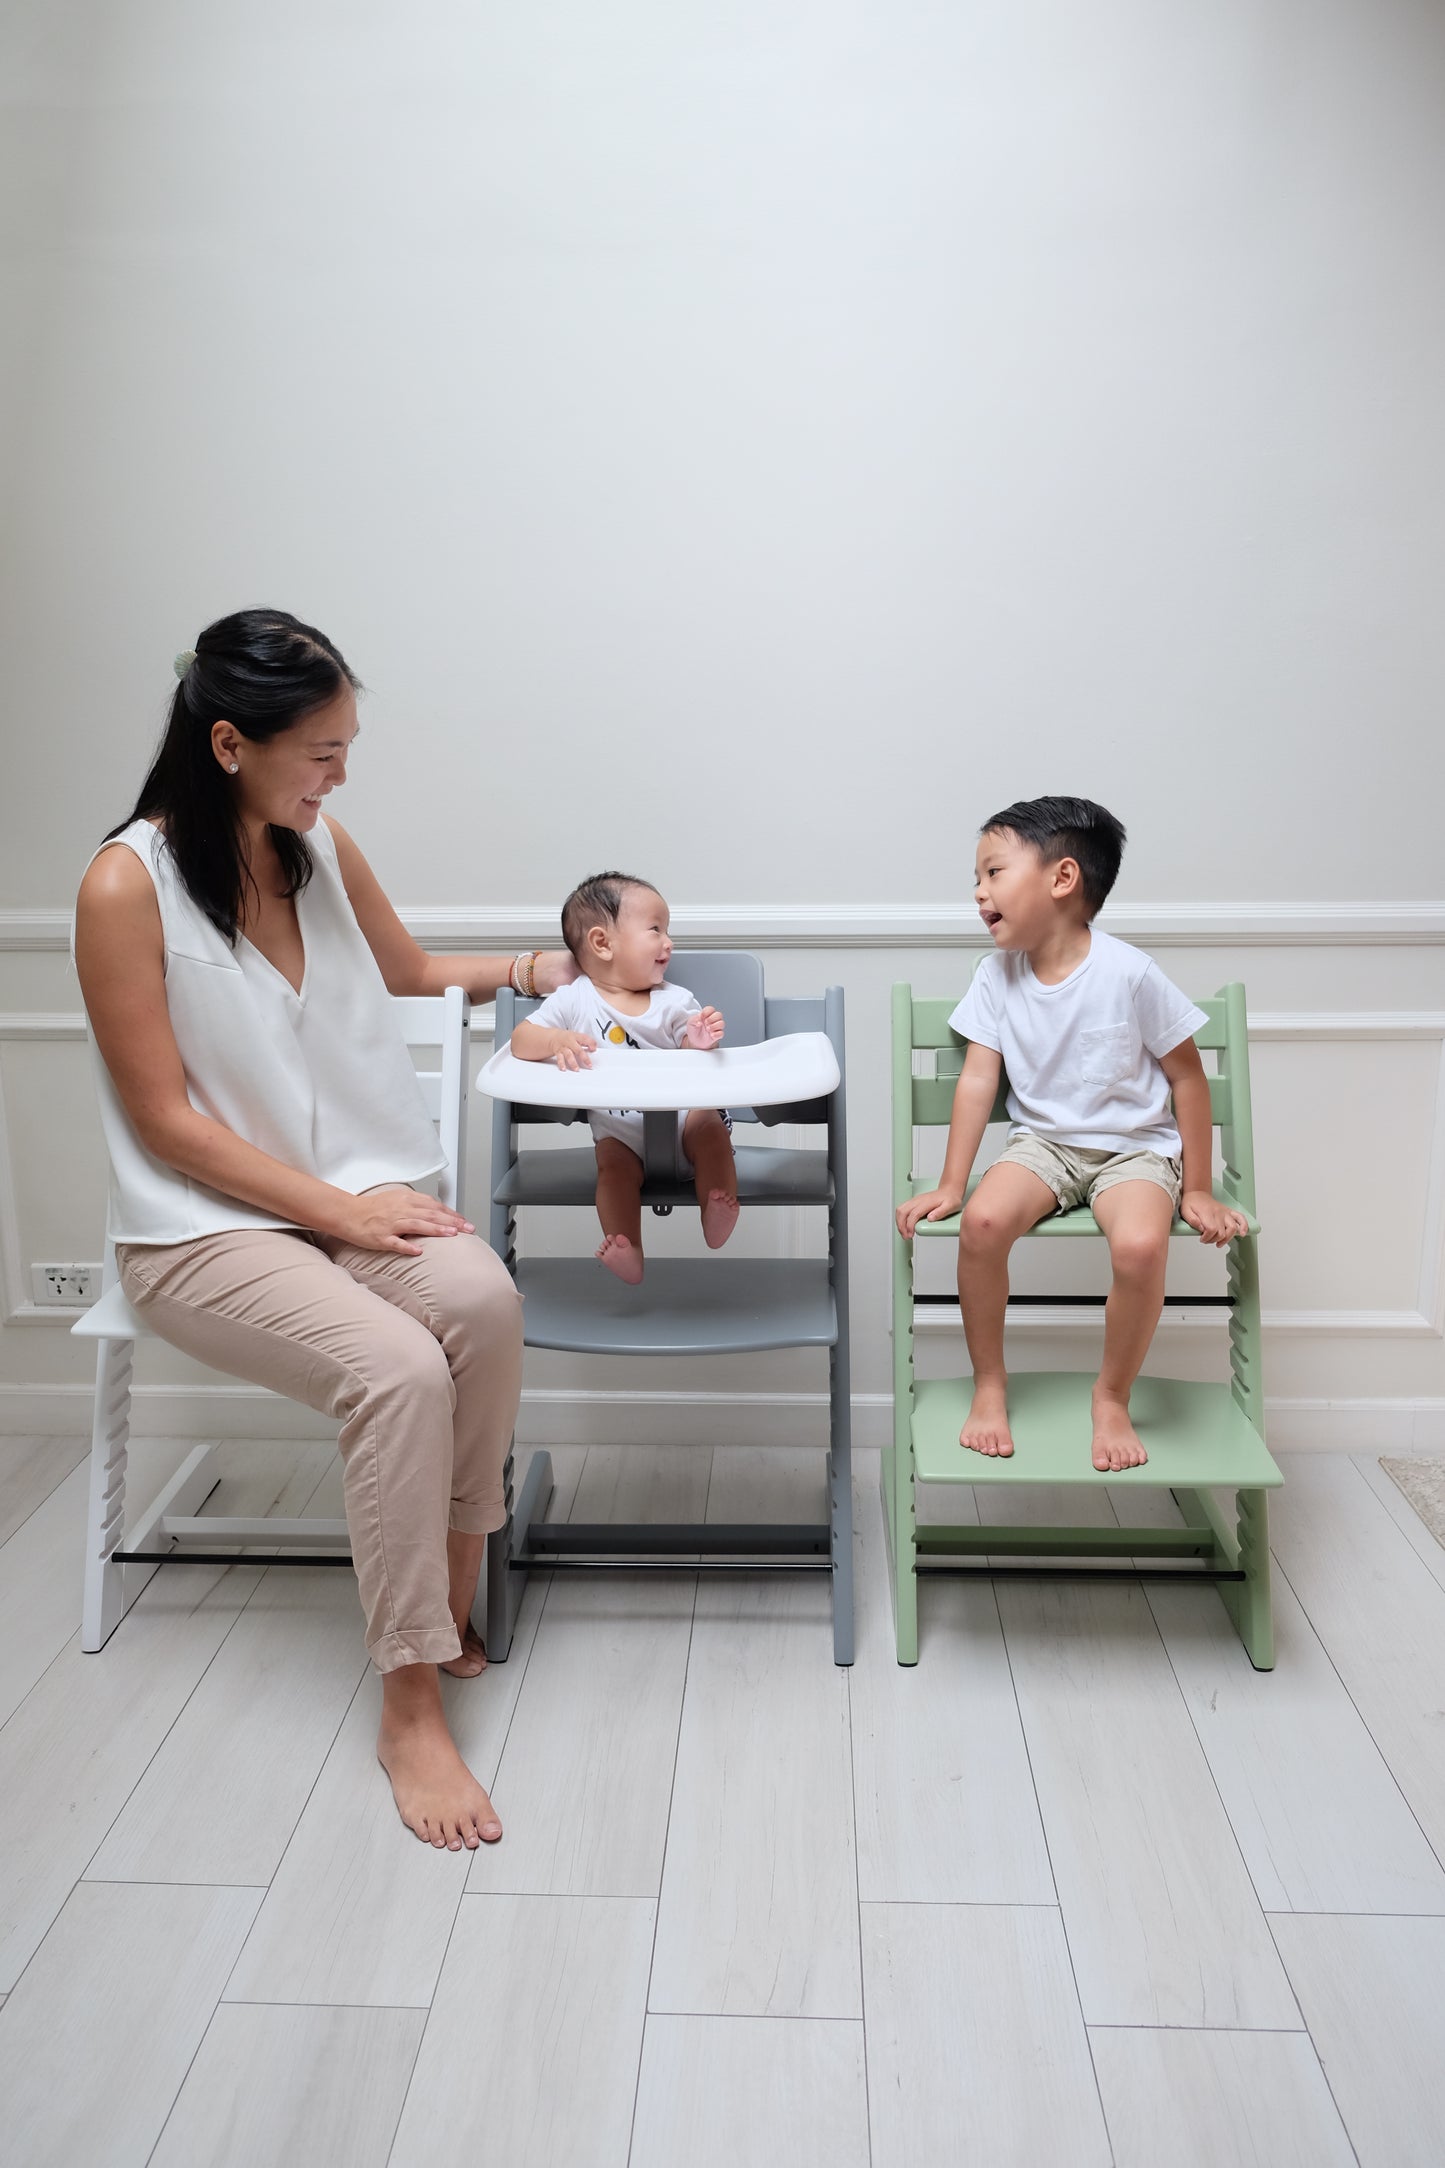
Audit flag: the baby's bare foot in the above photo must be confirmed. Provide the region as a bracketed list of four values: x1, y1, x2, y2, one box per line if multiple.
[597, 1233, 644, 1284]
[961, 1377, 1014, 1457]
[701, 1190, 739, 1250]
[1091, 1390, 1148, 1471]
[377, 1705, 502, 1849]
[440, 1623, 487, 1679]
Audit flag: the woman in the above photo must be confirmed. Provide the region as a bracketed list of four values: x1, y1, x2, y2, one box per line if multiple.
[74, 608, 570, 1851]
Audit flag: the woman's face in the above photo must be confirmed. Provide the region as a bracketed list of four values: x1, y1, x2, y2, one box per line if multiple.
[217, 684, 359, 834]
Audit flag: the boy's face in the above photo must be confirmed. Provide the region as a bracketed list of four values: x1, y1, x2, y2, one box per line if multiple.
[973, 828, 1082, 948]
[588, 884, 673, 988]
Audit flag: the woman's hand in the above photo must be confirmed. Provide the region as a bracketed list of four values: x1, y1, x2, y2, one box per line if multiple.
[334, 1186, 475, 1257]
[533, 949, 579, 996]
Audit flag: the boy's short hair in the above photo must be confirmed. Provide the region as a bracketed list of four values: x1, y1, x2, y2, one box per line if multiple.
[981, 796, 1126, 917]
[560, 871, 657, 961]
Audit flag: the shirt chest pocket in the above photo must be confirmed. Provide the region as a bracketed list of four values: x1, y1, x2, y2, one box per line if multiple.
[1079, 1022, 1133, 1087]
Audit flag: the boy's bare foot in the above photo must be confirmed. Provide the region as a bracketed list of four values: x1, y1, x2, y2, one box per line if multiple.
[960, 1377, 1014, 1456]
[597, 1233, 644, 1284]
[701, 1190, 739, 1249]
[440, 1623, 487, 1678]
[377, 1676, 503, 1849]
[1091, 1388, 1148, 1471]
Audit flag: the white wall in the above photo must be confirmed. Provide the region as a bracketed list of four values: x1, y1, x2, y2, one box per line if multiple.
[3, 0, 1444, 1445]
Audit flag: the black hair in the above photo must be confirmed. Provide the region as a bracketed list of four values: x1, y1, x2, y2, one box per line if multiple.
[108, 608, 360, 943]
[980, 795, 1126, 917]
[560, 871, 658, 961]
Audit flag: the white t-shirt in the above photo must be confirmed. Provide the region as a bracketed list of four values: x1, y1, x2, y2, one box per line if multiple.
[948, 929, 1208, 1155]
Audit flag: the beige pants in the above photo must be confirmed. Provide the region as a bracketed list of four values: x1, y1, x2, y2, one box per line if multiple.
[117, 1227, 524, 1673]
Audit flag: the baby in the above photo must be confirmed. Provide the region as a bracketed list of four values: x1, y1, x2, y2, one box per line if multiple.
[896, 796, 1249, 1473]
[511, 872, 740, 1283]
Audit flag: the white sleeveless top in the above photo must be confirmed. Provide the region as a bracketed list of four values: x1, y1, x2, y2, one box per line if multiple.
[81, 818, 444, 1245]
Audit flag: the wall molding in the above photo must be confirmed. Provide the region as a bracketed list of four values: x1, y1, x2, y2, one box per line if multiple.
[2, 1382, 1442, 1453]
[5, 899, 1445, 953]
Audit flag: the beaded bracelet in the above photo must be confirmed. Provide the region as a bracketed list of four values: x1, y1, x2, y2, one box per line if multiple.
[510, 951, 538, 998]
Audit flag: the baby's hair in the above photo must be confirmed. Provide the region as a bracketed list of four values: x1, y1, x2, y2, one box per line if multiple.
[980, 796, 1127, 917]
[561, 871, 658, 961]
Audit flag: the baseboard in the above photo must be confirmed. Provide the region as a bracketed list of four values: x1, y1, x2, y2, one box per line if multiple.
[4, 1382, 1442, 1454]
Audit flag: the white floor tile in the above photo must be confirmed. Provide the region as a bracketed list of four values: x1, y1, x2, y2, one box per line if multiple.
[151, 2002, 425, 2168]
[850, 1477, 1055, 1904]
[0, 1880, 259, 2168]
[1269, 1454, 1445, 1863]
[998, 1578, 1299, 2026]
[631, 2014, 869, 2168]
[1271, 1912, 1445, 2168]
[650, 1451, 860, 2018]
[0, 1434, 87, 1548]
[387, 1894, 653, 2168]
[861, 1902, 1111, 2168]
[1091, 2025, 1355, 2168]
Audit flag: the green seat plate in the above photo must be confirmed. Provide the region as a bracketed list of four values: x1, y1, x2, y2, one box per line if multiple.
[911, 1372, 1281, 1490]
[907, 1176, 1259, 1238]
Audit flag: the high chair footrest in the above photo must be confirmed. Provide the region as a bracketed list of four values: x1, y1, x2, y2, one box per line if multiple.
[514, 1258, 837, 1355]
[911, 1372, 1281, 1489]
[496, 1143, 833, 1209]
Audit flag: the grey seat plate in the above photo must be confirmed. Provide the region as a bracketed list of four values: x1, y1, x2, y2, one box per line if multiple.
[514, 1258, 837, 1354]
[495, 1144, 834, 1209]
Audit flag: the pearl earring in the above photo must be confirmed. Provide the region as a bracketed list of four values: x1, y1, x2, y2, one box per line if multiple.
[228, 762, 239, 773]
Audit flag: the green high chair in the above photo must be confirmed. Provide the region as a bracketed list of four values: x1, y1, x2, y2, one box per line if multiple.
[887, 980, 1282, 1667]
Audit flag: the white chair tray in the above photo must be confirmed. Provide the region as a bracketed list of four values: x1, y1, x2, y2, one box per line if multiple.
[477, 1031, 839, 1111]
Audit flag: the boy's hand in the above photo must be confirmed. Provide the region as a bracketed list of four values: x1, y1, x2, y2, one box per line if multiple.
[550, 1032, 597, 1071]
[1180, 1189, 1249, 1246]
[683, 1008, 725, 1050]
[896, 1186, 965, 1239]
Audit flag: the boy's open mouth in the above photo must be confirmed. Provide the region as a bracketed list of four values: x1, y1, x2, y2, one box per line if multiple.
[980, 909, 1003, 931]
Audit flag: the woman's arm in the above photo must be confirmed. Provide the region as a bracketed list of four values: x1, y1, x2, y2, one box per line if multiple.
[74, 849, 470, 1255]
[328, 817, 574, 1000]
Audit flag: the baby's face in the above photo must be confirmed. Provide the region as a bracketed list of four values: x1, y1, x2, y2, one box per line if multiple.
[596, 885, 673, 990]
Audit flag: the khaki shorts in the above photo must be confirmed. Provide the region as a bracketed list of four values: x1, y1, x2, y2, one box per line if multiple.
[996, 1132, 1182, 1215]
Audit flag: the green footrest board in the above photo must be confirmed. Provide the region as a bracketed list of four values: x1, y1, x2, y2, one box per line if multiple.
[911, 1372, 1282, 1490]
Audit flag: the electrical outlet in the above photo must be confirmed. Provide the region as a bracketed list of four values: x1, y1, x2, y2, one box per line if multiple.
[30, 1262, 102, 1307]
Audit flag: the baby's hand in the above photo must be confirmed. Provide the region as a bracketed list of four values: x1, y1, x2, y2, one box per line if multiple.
[1180, 1189, 1249, 1246]
[551, 1032, 597, 1071]
[683, 1008, 725, 1051]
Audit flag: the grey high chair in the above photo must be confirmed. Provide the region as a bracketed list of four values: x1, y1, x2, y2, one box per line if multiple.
[481, 953, 854, 1664]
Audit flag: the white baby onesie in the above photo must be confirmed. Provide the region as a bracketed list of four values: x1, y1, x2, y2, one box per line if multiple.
[522, 977, 712, 1158]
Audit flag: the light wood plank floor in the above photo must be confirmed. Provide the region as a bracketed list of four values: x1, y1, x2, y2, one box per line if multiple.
[0, 1435, 1442, 2165]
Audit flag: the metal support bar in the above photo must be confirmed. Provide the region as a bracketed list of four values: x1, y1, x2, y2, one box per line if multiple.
[916, 1562, 1247, 1582]
[525, 1520, 830, 1557]
[912, 1293, 1235, 1308]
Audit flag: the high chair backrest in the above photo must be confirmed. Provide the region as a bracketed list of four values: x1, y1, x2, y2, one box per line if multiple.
[893, 979, 1256, 1216]
[385, 986, 472, 1214]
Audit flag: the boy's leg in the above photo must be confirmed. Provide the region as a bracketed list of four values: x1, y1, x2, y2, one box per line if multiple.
[957, 1162, 1057, 1454]
[595, 1137, 646, 1282]
[1089, 1180, 1175, 1470]
[683, 1108, 739, 1249]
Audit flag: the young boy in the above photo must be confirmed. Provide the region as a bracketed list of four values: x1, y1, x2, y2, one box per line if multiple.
[511, 872, 739, 1284]
[896, 796, 1248, 1472]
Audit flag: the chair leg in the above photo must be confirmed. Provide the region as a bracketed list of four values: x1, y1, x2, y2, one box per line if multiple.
[81, 1337, 155, 1652]
[885, 1444, 919, 1665]
[1225, 1486, 1275, 1671]
[484, 1443, 555, 1662]
[828, 1343, 854, 1666]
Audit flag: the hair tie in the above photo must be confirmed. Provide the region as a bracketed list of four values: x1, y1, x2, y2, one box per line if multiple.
[173, 649, 197, 680]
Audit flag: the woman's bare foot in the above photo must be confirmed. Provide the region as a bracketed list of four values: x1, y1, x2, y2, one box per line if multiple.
[440, 1623, 487, 1678]
[377, 1665, 502, 1848]
[597, 1233, 644, 1284]
[701, 1190, 739, 1249]
[1091, 1388, 1148, 1471]
[961, 1375, 1014, 1456]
